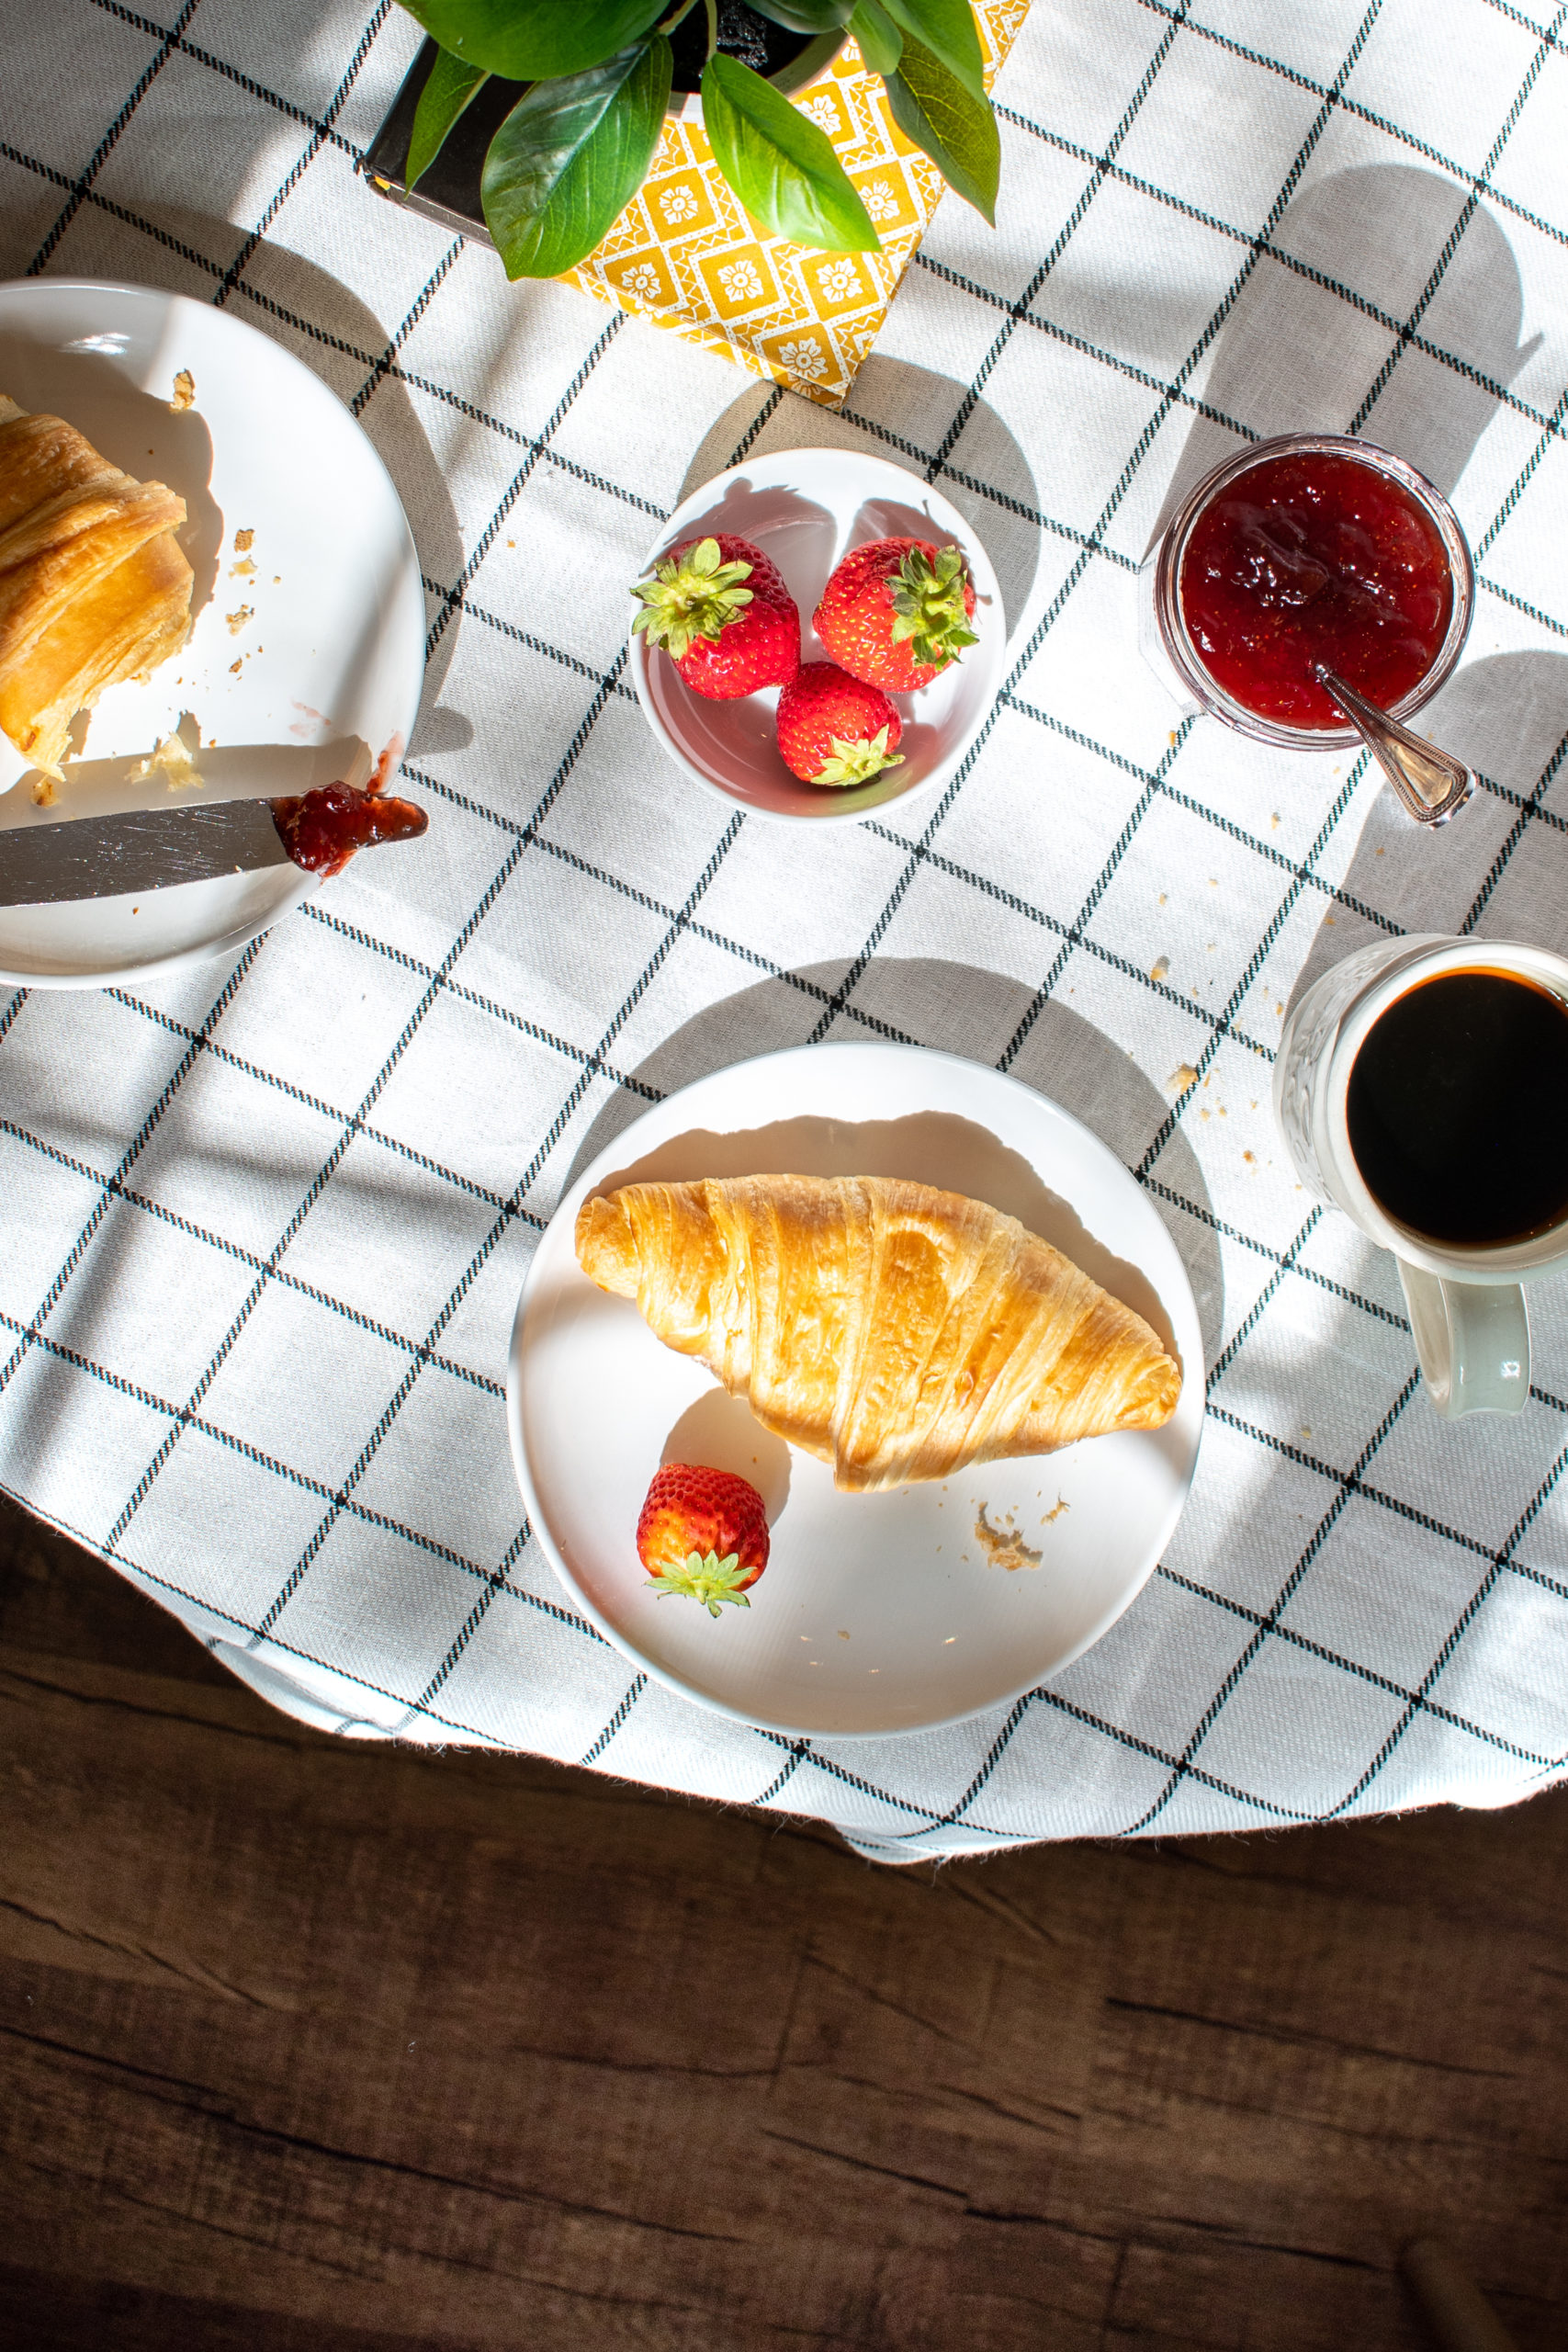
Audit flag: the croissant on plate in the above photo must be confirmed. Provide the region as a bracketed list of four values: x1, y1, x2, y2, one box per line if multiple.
[575, 1173, 1182, 1493]
[0, 393, 194, 775]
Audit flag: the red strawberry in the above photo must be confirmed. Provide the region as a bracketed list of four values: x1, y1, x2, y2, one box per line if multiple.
[814, 536, 977, 692]
[775, 662, 905, 786]
[636, 1463, 771, 1616]
[631, 532, 799, 699]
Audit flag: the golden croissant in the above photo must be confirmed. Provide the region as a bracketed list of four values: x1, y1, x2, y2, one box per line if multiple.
[0, 393, 193, 774]
[576, 1173, 1182, 1492]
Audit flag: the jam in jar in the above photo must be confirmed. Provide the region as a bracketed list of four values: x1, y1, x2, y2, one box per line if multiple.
[1176, 449, 1454, 730]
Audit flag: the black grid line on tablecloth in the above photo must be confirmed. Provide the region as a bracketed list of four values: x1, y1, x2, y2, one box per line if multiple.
[216, 0, 393, 309]
[2, 0, 1566, 1849]
[28, 0, 201, 274]
[0, 941, 265, 1398]
[1135, 0, 1568, 253]
[993, 105, 1568, 453]
[0, 1112, 503, 1396]
[1106, 0, 1568, 1810]
[1348, 10, 1565, 440]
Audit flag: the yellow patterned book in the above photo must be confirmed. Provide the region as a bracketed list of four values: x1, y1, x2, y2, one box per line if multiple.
[562, 2, 1031, 409]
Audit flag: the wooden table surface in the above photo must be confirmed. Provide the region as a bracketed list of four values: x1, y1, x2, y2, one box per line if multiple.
[1, 1493, 1562, 2350]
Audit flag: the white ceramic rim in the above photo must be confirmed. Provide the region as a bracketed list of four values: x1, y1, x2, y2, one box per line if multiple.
[0, 277, 425, 989]
[504, 1040, 1205, 1739]
[626, 448, 1006, 827]
[1322, 935, 1568, 1281]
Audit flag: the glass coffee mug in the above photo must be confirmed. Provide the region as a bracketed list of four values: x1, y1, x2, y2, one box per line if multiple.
[1275, 935, 1568, 1418]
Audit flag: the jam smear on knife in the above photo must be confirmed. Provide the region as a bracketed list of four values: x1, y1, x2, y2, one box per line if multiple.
[1178, 453, 1453, 729]
[271, 777, 426, 877]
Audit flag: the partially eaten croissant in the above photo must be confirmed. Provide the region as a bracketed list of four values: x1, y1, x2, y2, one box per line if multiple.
[0, 393, 194, 774]
[576, 1173, 1182, 1493]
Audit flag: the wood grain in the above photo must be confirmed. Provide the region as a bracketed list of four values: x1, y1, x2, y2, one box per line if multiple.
[1, 1493, 1563, 2349]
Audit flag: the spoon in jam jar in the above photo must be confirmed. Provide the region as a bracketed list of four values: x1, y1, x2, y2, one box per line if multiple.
[1314, 666, 1473, 828]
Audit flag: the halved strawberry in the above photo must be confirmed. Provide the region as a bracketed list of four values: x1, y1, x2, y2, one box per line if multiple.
[775, 662, 904, 786]
[636, 1462, 770, 1616]
[814, 536, 976, 693]
[631, 533, 799, 700]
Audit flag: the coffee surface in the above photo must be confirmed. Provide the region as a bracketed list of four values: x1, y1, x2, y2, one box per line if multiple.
[1347, 969, 1568, 1247]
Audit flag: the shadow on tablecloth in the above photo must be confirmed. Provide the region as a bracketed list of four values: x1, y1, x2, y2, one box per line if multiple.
[1148, 160, 1540, 543]
[1290, 651, 1568, 1013]
[564, 954, 1226, 1367]
[680, 356, 1045, 639]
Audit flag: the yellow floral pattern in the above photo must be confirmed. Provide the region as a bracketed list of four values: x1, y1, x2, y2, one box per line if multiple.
[560, 1, 1031, 408]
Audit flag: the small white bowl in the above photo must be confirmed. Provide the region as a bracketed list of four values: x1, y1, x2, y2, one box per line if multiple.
[628, 447, 1005, 825]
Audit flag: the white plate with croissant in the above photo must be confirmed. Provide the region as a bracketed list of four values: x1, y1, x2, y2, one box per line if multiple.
[0, 278, 424, 984]
[508, 1043, 1203, 1739]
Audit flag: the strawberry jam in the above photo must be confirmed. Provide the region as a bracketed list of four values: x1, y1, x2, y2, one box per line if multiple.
[1178, 451, 1453, 729]
[271, 780, 427, 878]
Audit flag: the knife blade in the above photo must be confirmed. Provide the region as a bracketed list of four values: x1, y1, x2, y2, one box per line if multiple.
[0, 798, 292, 904]
[0, 737, 374, 907]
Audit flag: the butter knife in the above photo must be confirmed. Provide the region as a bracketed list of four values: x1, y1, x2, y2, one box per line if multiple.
[0, 739, 371, 907]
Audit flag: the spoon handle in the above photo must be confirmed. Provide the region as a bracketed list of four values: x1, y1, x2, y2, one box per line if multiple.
[1315, 666, 1472, 826]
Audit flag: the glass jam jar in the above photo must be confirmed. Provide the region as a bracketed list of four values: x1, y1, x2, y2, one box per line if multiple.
[1139, 433, 1474, 751]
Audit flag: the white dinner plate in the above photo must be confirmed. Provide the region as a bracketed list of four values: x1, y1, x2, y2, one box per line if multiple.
[508, 1043, 1204, 1738]
[627, 447, 1006, 823]
[0, 278, 425, 987]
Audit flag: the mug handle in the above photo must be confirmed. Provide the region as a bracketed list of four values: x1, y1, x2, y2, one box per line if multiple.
[1397, 1262, 1531, 1418]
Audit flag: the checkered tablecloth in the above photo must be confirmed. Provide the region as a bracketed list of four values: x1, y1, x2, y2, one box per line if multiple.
[4, 0, 1567, 1861]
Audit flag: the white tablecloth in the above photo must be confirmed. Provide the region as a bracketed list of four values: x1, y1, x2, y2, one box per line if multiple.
[4, 0, 1567, 1859]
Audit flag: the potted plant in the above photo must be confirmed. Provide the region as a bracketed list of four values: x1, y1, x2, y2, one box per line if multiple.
[375, 0, 1001, 277]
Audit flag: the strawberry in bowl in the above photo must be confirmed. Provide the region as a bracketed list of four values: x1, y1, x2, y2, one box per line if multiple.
[815, 537, 977, 693]
[625, 449, 1001, 825]
[631, 533, 799, 700]
[776, 662, 904, 787]
[637, 1462, 771, 1617]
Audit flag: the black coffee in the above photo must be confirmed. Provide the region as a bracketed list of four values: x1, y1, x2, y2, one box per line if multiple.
[1346, 968, 1568, 1247]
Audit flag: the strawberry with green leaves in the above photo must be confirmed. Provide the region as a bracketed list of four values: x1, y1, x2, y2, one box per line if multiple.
[636, 1462, 771, 1617]
[631, 533, 799, 700]
[775, 662, 904, 787]
[814, 537, 977, 693]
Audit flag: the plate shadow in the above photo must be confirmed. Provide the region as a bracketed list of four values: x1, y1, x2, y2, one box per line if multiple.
[681, 355, 1043, 638]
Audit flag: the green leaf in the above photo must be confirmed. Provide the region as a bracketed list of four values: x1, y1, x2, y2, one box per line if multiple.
[406, 45, 489, 188]
[481, 38, 672, 278]
[400, 0, 667, 79]
[880, 0, 984, 100]
[886, 33, 998, 222]
[701, 52, 878, 252]
[850, 0, 902, 74]
[749, 0, 852, 28]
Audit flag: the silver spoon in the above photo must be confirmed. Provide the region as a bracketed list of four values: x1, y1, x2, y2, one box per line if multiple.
[1315, 665, 1472, 827]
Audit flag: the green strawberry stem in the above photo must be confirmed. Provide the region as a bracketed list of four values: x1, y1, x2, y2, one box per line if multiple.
[632, 537, 754, 660]
[889, 546, 979, 671]
[649, 1547, 754, 1618]
[813, 726, 905, 787]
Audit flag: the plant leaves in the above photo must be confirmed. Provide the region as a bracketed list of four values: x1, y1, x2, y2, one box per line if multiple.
[849, 0, 902, 74]
[749, 0, 852, 28]
[701, 52, 878, 252]
[880, 0, 984, 100]
[406, 45, 489, 188]
[400, 0, 667, 79]
[886, 33, 998, 222]
[481, 38, 672, 278]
